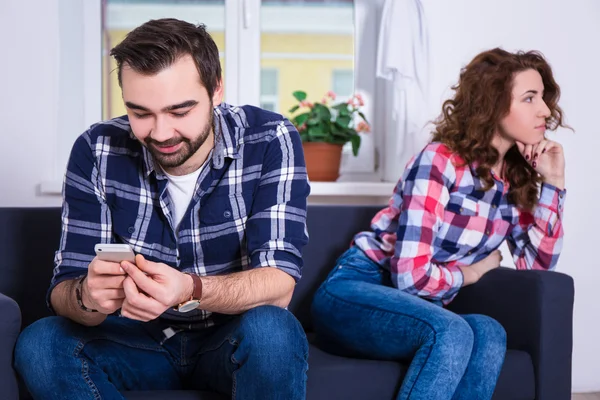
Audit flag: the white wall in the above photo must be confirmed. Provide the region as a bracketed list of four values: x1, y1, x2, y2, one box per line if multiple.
[1, 0, 599, 392]
[419, 0, 600, 392]
[0, 0, 62, 207]
[0, 0, 100, 207]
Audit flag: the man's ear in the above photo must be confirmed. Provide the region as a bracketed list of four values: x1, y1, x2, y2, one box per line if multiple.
[212, 79, 224, 106]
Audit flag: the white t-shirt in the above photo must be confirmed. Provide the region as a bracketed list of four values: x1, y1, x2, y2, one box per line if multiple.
[162, 162, 207, 230]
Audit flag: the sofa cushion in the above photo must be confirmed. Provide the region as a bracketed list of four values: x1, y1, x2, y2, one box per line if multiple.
[307, 344, 403, 399]
[493, 349, 535, 400]
[125, 391, 223, 400]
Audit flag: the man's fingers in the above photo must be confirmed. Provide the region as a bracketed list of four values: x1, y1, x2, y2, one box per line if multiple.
[91, 259, 126, 276]
[121, 261, 162, 297]
[100, 288, 125, 300]
[133, 254, 165, 275]
[122, 276, 163, 312]
[94, 275, 127, 289]
[120, 304, 157, 322]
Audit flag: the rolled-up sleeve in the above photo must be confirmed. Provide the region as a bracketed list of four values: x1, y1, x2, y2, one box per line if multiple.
[245, 119, 310, 281]
[508, 183, 565, 271]
[47, 132, 112, 310]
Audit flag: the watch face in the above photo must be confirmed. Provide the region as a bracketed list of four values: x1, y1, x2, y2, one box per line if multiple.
[178, 300, 201, 313]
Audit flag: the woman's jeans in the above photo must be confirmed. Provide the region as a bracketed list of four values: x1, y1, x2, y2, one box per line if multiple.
[311, 247, 506, 400]
[14, 305, 308, 400]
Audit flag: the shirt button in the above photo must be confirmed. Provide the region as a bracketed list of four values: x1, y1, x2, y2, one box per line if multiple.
[128, 226, 135, 234]
[223, 210, 232, 218]
[491, 204, 497, 209]
[459, 208, 464, 213]
[485, 230, 491, 235]
[467, 251, 473, 255]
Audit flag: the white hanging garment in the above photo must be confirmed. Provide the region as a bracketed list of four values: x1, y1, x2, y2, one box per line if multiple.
[376, 0, 431, 182]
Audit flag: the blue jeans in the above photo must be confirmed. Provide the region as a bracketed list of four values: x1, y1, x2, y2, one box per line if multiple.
[311, 247, 506, 400]
[14, 305, 308, 400]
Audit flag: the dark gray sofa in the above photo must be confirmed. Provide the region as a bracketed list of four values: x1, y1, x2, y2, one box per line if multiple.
[0, 206, 574, 399]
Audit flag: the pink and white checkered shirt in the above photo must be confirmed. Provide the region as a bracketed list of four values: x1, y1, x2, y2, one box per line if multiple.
[354, 142, 565, 304]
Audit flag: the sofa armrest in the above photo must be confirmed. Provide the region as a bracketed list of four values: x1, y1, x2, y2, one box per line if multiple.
[0, 293, 21, 400]
[446, 267, 574, 400]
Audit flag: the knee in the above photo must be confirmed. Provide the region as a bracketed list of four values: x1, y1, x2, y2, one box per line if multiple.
[14, 317, 79, 378]
[430, 314, 475, 362]
[463, 314, 507, 356]
[235, 305, 308, 364]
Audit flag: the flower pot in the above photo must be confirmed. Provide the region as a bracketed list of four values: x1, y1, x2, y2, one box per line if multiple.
[302, 142, 344, 182]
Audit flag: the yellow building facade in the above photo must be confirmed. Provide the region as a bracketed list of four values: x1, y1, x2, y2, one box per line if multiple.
[103, 30, 353, 120]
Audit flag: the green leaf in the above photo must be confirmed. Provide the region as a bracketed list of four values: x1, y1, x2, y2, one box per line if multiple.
[329, 138, 347, 145]
[358, 111, 369, 123]
[306, 117, 320, 126]
[299, 132, 309, 142]
[292, 112, 310, 126]
[292, 91, 307, 102]
[289, 105, 300, 114]
[338, 107, 350, 117]
[332, 102, 349, 111]
[336, 115, 352, 128]
[312, 103, 331, 120]
[330, 123, 349, 140]
[350, 134, 361, 156]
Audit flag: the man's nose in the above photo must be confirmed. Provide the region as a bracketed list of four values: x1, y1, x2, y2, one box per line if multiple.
[151, 116, 174, 142]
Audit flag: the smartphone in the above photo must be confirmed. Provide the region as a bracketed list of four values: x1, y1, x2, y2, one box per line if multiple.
[94, 243, 136, 263]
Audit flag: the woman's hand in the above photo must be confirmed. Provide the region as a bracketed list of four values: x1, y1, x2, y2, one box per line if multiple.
[515, 139, 565, 190]
[459, 250, 503, 286]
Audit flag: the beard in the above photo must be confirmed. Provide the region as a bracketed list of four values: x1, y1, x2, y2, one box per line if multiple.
[144, 108, 214, 170]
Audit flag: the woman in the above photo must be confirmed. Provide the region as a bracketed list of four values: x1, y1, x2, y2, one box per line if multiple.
[311, 48, 568, 400]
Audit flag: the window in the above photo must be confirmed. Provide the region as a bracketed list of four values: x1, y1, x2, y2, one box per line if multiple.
[260, 68, 279, 112]
[259, 0, 377, 178]
[260, 0, 354, 121]
[102, 0, 226, 120]
[332, 69, 354, 102]
[47, 0, 382, 191]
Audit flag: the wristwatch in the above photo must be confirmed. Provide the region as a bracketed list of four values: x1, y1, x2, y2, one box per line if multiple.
[174, 273, 203, 313]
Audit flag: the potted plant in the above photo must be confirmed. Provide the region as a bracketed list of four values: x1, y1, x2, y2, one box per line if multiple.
[289, 90, 370, 182]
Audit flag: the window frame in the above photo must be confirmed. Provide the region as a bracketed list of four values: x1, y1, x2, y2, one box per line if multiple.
[47, 0, 386, 193]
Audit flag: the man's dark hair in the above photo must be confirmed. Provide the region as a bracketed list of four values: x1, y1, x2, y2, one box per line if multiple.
[110, 18, 222, 98]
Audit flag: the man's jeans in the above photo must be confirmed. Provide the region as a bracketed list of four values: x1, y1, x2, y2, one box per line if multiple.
[311, 247, 506, 400]
[14, 305, 308, 400]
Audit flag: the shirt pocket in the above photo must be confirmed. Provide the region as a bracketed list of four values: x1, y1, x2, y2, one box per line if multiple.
[441, 192, 487, 247]
[198, 193, 249, 266]
[111, 207, 140, 245]
[109, 207, 155, 258]
[199, 192, 249, 227]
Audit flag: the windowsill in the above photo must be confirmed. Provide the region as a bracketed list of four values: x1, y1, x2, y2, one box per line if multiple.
[39, 181, 63, 195]
[309, 181, 395, 197]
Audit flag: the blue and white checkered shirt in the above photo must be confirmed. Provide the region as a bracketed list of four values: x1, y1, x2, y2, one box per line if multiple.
[50, 103, 310, 325]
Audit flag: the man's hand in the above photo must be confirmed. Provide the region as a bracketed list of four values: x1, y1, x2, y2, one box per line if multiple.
[459, 250, 503, 286]
[119, 254, 194, 322]
[82, 257, 128, 314]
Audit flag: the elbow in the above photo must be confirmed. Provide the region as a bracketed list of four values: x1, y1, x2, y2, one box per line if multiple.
[275, 278, 295, 308]
[274, 289, 294, 309]
[271, 270, 296, 308]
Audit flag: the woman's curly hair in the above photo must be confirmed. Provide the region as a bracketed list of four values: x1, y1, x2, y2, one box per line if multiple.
[431, 48, 567, 211]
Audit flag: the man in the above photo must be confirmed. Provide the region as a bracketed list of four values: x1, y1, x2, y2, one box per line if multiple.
[15, 18, 310, 400]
